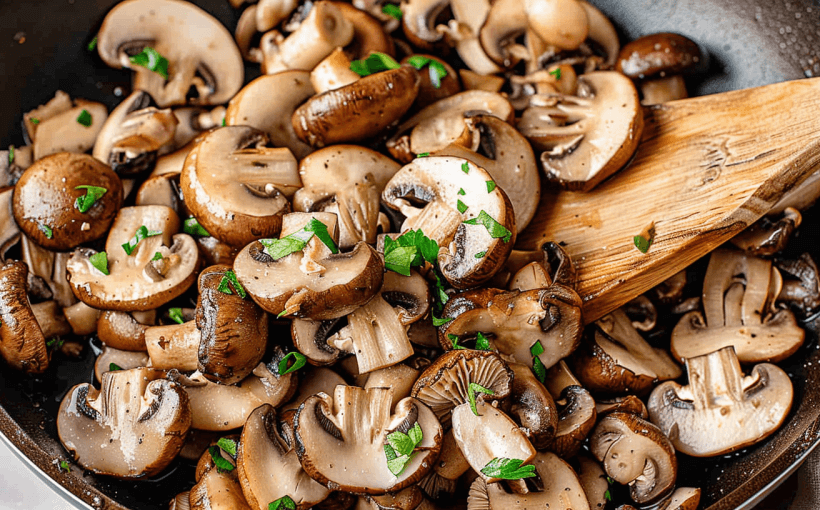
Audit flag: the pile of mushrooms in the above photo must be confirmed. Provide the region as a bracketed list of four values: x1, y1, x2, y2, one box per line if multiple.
[0, 0, 816, 509]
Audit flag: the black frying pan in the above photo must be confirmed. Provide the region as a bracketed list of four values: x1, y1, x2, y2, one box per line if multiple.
[1, 1, 820, 508]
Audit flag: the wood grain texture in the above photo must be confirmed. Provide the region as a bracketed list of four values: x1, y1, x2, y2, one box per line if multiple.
[518, 77, 820, 323]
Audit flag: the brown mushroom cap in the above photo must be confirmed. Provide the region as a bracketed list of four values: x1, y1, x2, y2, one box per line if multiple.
[97, 310, 155, 352]
[13, 152, 123, 250]
[546, 384, 597, 458]
[190, 439, 252, 510]
[617, 33, 702, 80]
[0, 261, 50, 373]
[508, 362, 558, 449]
[647, 346, 793, 457]
[196, 264, 269, 385]
[180, 126, 300, 248]
[401, 54, 461, 110]
[66, 205, 200, 311]
[295, 386, 443, 495]
[57, 367, 191, 478]
[96, 0, 243, 107]
[237, 404, 331, 509]
[292, 65, 420, 148]
[590, 412, 677, 504]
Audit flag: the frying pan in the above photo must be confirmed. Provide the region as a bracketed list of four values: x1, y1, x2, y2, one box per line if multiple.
[1, 0, 820, 508]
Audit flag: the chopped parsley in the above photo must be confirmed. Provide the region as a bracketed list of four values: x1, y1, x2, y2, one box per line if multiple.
[457, 199, 468, 214]
[463, 210, 512, 243]
[217, 269, 247, 298]
[448, 334, 465, 350]
[216, 437, 237, 457]
[208, 440, 236, 472]
[467, 382, 494, 416]
[531, 341, 547, 383]
[277, 351, 307, 376]
[461, 162, 470, 174]
[89, 252, 110, 275]
[168, 307, 184, 324]
[383, 229, 439, 276]
[76, 109, 92, 127]
[432, 315, 453, 327]
[634, 222, 656, 254]
[474, 251, 486, 259]
[46, 337, 65, 349]
[58, 460, 71, 473]
[151, 251, 163, 261]
[87, 36, 98, 52]
[29, 118, 40, 125]
[183, 217, 210, 237]
[416, 152, 430, 158]
[458, 188, 466, 196]
[384, 422, 423, 476]
[480, 457, 537, 480]
[549, 67, 562, 80]
[129, 47, 169, 80]
[268, 496, 296, 510]
[486, 180, 496, 193]
[74, 185, 107, 213]
[350, 52, 400, 77]
[39, 223, 53, 239]
[109, 363, 122, 372]
[122, 225, 161, 255]
[259, 218, 338, 260]
[475, 332, 491, 351]
[8, 145, 13, 165]
[406, 55, 447, 88]
[381, 3, 402, 20]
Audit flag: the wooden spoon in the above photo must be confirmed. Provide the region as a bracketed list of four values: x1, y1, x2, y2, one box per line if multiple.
[518, 77, 820, 323]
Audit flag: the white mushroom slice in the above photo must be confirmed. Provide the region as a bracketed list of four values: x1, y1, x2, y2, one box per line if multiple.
[518, 71, 643, 191]
[20, 235, 76, 308]
[364, 363, 422, 410]
[94, 346, 150, 383]
[257, 0, 300, 32]
[225, 71, 315, 160]
[31, 100, 108, 162]
[23, 90, 73, 142]
[436, 0, 502, 76]
[259, 1, 354, 74]
[294, 386, 443, 494]
[382, 156, 516, 289]
[478, 0, 528, 68]
[281, 366, 346, 412]
[402, 0, 449, 49]
[524, 0, 589, 50]
[56, 367, 191, 478]
[97, 310, 155, 351]
[467, 451, 591, 509]
[237, 405, 331, 509]
[181, 126, 300, 248]
[295, 145, 401, 248]
[63, 301, 102, 336]
[648, 346, 793, 457]
[96, 0, 243, 107]
[171, 106, 225, 148]
[66, 205, 199, 311]
[580, 1, 619, 68]
[671, 249, 805, 363]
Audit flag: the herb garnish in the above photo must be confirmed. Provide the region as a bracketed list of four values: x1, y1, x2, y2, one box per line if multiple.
[486, 180, 496, 193]
[122, 225, 161, 255]
[87, 36, 98, 52]
[475, 332, 491, 351]
[463, 210, 512, 243]
[46, 337, 65, 349]
[39, 224, 53, 239]
[58, 460, 71, 473]
[633, 222, 656, 254]
[129, 47, 169, 79]
[383, 229, 438, 276]
[381, 3, 402, 20]
[209, 438, 237, 472]
[480, 457, 537, 480]
[549, 67, 562, 80]
[74, 185, 107, 213]
[151, 251, 163, 261]
[259, 218, 338, 260]
[183, 217, 210, 237]
[467, 382, 494, 416]
[406, 55, 447, 89]
[457, 200, 468, 214]
[168, 307, 184, 324]
[458, 188, 466, 196]
[350, 52, 401, 77]
[89, 252, 110, 275]
[384, 422, 423, 476]
[268, 496, 296, 510]
[461, 162, 470, 174]
[530, 341, 547, 383]
[277, 351, 307, 375]
[109, 363, 122, 372]
[474, 251, 486, 258]
[76, 109, 92, 127]
[217, 269, 247, 298]
[30, 118, 40, 125]
[8, 145, 13, 165]
[416, 152, 430, 158]
[432, 315, 453, 327]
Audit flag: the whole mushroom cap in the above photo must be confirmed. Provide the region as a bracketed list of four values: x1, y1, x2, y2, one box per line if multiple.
[13, 153, 123, 250]
[617, 32, 702, 80]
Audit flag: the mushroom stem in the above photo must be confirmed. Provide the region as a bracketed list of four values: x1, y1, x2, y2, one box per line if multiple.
[640, 75, 689, 104]
[685, 347, 746, 409]
[145, 320, 200, 371]
[31, 301, 72, 339]
[310, 47, 361, 94]
[63, 301, 101, 336]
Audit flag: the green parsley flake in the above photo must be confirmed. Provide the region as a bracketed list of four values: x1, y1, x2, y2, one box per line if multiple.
[604, 489, 612, 501]
[76, 109, 92, 127]
[475, 332, 491, 351]
[463, 210, 512, 243]
[122, 225, 162, 255]
[208, 445, 235, 472]
[109, 363, 122, 372]
[406, 55, 447, 88]
[46, 337, 64, 349]
[416, 152, 430, 158]
[458, 188, 466, 196]
[129, 47, 169, 79]
[532, 356, 547, 383]
[549, 67, 562, 80]
[350, 52, 401, 77]
[89, 252, 110, 275]
[151, 251, 163, 261]
[480, 457, 537, 480]
[384, 422, 423, 476]
[486, 180, 496, 193]
[278, 351, 307, 375]
[461, 162, 470, 174]
[383, 229, 439, 276]
[87, 36, 98, 52]
[474, 251, 486, 259]
[30, 118, 40, 125]
[183, 217, 210, 237]
[530, 341, 545, 357]
[216, 437, 237, 457]
[74, 185, 107, 213]
[217, 269, 247, 298]
[58, 460, 71, 473]
[221, 117, 226, 127]
[39, 224, 53, 239]
[448, 334, 464, 350]
[268, 496, 297, 510]
[259, 218, 338, 260]
[381, 3, 402, 20]
[8, 145, 14, 165]
[432, 315, 453, 327]
[168, 307, 184, 324]
[457, 199, 468, 214]
[634, 223, 656, 254]
[468, 382, 494, 416]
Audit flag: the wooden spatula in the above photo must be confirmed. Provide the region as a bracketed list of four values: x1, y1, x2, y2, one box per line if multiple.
[517, 77, 820, 323]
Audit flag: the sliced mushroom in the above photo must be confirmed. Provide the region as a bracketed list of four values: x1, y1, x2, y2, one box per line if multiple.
[172, 106, 226, 148]
[146, 319, 200, 371]
[508, 362, 558, 449]
[225, 71, 315, 160]
[291, 316, 348, 366]
[647, 346, 793, 457]
[364, 363, 423, 410]
[94, 345, 150, 383]
[310, 47, 362, 94]
[20, 234, 76, 308]
[382, 156, 516, 289]
[189, 437, 252, 510]
[282, 366, 346, 412]
[467, 451, 590, 509]
[13, 152, 123, 250]
[292, 65, 420, 148]
[93, 91, 178, 177]
[237, 404, 331, 509]
[477, 0, 528, 69]
[776, 253, 820, 318]
[23, 90, 73, 144]
[357, 486, 424, 510]
[66, 205, 200, 311]
[234, 212, 384, 320]
[670, 249, 805, 363]
[333, 2, 395, 59]
[97, 310, 156, 351]
[436, 0, 502, 76]
[440, 285, 583, 371]
[401, 54, 461, 110]
[401, 0, 449, 49]
[63, 301, 102, 336]
[294, 145, 401, 248]
[57, 367, 191, 478]
[542, 361, 597, 458]
[595, 395, 649, 419]
[616, 33, 703, 104]
[0, 187, 20, 260]
[294, 386, 443, 494]
[96, 0, 244, 107]
[590, 412, 677, 504]
[0, 261, 50, 373]
[181, 126, 301, 248]
[23, 91, 108, 162]
[196, 265, 269, 384]
[571, 308, 681, 395]
[518, 71, 643, 191]
[730, 207, 802, 257]
[525, 0, 589, 51]
[170, 492, 191, 510]
[575, 453, 609, 510]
